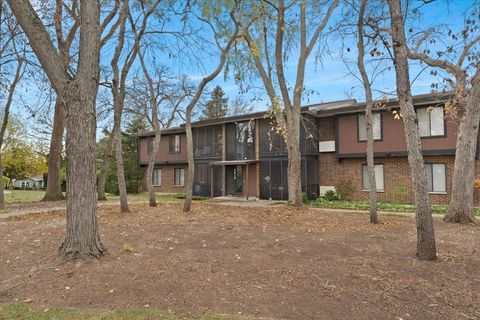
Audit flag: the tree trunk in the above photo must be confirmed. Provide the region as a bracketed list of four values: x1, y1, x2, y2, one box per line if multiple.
[286, 108, 302, 206]
[59, 80, 106, 259]
[97, 136, 113, 201]
[365, 104, 378, 224]
[147, 134, 161, 207]
[113, 125, 129, 212]
[183, 115, 194, 213]
[0, 163, 5, 210]
[42, 97, 65, 201]
[388, 0, 436, 260]
[445, 70, 480, 224]
[357, 0, 377, 224]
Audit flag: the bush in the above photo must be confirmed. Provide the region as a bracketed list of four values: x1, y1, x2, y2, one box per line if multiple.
[335, 180, 356, 200]
[301, 192, 309, 204]
[323, 190, 340, 201]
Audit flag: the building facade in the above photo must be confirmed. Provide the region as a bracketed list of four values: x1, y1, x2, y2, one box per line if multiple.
[136, 92, 480, 205]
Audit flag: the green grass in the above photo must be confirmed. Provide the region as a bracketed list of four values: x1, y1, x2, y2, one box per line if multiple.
[309, 198, 480, 216]
[4, 190, 46, 203]
[0, 304, 253, 320]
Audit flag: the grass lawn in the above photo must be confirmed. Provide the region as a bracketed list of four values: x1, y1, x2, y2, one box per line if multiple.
[1, 190, 208, 204]
[0, 304, 249, 320]
[309, 198, 480, 216]
[4, 190, 46, 203]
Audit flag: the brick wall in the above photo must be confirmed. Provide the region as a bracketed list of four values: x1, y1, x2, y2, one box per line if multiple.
[142, 164, 188, 194]
[319, 153, 480, 205]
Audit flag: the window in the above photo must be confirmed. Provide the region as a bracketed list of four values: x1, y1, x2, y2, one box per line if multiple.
[362, 164, 384, 191]
[174, 168, 185, 186]
[358, 113, 381, 141]
[425, 163, 446, 193]
[147, 137, 153, 155]
[152, 168, 161, 186]
[417, 107, 444, 137]
[169, 135, 181, 153]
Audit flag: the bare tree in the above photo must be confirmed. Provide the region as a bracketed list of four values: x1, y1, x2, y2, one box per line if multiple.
[407, 18, 480, 224]
[132, 57, 191, 206]
[387, 0, 436, 260]
[107, 0, 162, 212]
[43, 0, 120, 202]
[228, 96, 254, 116]
[356, 0, 377, 224]
[7, 0, 107, 259]
[0, 6, 27, 208]
[231, 0, 339, 206]
[182, 9, 240, 213]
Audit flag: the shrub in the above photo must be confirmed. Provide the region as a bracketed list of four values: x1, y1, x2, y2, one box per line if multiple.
[323, 190, 340, 201]
[393, 186, 408, 203]
[301, 192, 309, 204]
[335, 180, 356, 200]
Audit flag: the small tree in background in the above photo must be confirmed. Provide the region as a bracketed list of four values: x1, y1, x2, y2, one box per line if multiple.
[202, 85, 228, 119]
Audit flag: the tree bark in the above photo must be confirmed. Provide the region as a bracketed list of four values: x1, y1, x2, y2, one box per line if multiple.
[42, 98, 65, 201]
[112, 117, 129, 212]
[286, 108, 302, 206]
[445, 68, 480, 224]
[97, 134, 113, 201]
[183, 117, 194, 212]
[146, 134, 161, 207]
[183, 19, 239, 212]
[388, 0, 436, 260]
[357, 0, 377, 224]
[59, 80, 106, 259]
[8, 0, 106, 260]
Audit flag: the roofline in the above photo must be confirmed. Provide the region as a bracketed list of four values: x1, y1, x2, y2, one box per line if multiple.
[134, 91, 454, 137]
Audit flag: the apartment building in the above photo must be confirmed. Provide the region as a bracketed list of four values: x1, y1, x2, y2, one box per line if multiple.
[136, 91, 479, 204]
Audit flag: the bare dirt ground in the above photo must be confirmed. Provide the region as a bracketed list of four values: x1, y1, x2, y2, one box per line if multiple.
[0, 202, 479, 320]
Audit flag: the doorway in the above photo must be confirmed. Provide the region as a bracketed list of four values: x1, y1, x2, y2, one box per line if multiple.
[226, 165, 243, 196]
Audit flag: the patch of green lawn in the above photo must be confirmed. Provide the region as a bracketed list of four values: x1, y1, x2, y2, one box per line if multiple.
[309, 198, 480, 216]
[4, 190, 47, 203]
[0, 304, 254, 320]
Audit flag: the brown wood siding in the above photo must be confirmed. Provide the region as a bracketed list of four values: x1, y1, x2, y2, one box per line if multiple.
[337, 112, 459, 156]
[138, 133, 188, 164]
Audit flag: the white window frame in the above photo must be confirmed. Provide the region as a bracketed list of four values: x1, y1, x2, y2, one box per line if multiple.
[174, 168, 185, 186]
[362, 164, 384, 192]
[174, 135, 181, 152]
[425, 163, 447, 193]
[417, 106, 445, 137]
[358, 113, 382, 141]
[152, 168, 161, 186]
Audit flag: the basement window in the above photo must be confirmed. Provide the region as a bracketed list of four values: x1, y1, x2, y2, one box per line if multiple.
[425, 163, 446, 193]
[362, 164, 384, 192]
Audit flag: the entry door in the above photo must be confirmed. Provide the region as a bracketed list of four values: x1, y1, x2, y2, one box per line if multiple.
[226, 165, 243, 196]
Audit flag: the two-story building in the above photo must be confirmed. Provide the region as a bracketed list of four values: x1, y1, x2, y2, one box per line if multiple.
[136, 91, 479, 205]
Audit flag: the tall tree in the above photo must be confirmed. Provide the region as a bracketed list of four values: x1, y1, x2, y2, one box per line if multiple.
[228, 96, 254, 116]
[0, 4, 26, 208]
[183, 6, 240, 213]
[107, 0, 161, 212]
[7, 0, 107, 259]
[387, 0, 436, 260]
[202, 85, 228, 119]
[356, 0, 377, 224]
[43, 0, 120, 202]
[407, 14, 480, 224]
[132, 58, 191, 206]
[231, 0, 339, 206]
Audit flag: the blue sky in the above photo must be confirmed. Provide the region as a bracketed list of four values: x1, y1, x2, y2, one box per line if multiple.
[5, 0, 478, 140]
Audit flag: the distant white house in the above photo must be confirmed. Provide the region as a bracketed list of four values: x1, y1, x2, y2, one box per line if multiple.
[13, 175, 45, 189]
